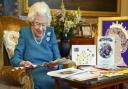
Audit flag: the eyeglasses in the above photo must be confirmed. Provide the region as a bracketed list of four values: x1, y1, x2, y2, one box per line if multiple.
[33, 21, 48, 28]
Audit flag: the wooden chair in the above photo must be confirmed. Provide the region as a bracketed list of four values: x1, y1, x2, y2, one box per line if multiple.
[0, 16, 34, 89]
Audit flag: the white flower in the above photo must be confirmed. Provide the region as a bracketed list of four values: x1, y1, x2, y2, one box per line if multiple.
[47, 32, 51, 36]
[51, 1, 82, 37]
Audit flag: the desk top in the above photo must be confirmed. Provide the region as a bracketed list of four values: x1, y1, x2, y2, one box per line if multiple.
[52, 66, 128, 88]
[63, 73, 128, 88]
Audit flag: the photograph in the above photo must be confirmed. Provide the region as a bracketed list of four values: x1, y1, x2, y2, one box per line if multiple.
[98, 16, 128, 65]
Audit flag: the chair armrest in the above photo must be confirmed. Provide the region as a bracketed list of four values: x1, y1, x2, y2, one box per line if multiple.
[0, 66, 34, 89]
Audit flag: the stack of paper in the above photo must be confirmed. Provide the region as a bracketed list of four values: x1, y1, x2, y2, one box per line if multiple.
[47, 68, 98, 81]
[65, 72, 98, 81]
[47, 68, 84, 78]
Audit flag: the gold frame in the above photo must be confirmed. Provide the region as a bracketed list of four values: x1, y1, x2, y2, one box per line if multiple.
[22, 0, 121, 17]
[98, 16, 128, 36]
[98, 16, 128, 64]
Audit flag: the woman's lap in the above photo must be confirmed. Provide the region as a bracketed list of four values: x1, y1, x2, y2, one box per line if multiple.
[30, 67, 72, 89]
[30, 67, 54, 89]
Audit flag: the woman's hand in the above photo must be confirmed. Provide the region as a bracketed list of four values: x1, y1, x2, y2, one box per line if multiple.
[43, 63, 58, 69]
[19, 61, 34, 69]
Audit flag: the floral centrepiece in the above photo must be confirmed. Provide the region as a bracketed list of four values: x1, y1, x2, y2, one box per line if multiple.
[51, 1, 82, 39]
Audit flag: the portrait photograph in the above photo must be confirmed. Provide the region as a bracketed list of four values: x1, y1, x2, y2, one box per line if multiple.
[98, 16, 128, 65]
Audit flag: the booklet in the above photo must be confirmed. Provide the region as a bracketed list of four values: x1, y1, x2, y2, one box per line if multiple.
[33, 58, 71, 68]
[47, 68, 84, 78]
[47, 68, 98, 81]
[50, 58, 71, 65]
[65, 71, 98, 81]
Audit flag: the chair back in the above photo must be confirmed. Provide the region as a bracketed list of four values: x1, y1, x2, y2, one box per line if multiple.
[0, 16, 29, 66]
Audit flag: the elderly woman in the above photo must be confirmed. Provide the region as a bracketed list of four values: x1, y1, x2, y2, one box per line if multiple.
[11, 2, 71, 89]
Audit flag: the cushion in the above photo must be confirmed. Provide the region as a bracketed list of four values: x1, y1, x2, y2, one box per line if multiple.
[3, 30, 19, 59]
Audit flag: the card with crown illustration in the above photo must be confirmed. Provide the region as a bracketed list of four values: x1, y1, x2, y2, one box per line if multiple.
[97, 36, 115, 68]
[98, 17, 128, 65]
[72, 45, 96, 66]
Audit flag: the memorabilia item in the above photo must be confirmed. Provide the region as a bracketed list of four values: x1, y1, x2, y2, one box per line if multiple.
[98, 17, 128, 65]
[47, 68, 84, 78]
[33, 58, 71, 68]
[72, 45, 96, 66]
[97, 36, 115, 68]
[47, 67, 98, 81]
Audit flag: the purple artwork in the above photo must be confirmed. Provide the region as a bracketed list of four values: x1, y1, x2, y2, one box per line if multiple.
[102, 20, 128, 65]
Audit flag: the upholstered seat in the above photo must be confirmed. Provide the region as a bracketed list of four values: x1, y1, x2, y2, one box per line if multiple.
[0, 16, 76, 89]
[0, 16, 29, 66]
[0, 16, 34, 89]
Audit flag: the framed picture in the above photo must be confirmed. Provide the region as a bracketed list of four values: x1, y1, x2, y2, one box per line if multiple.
[22, 0, 121, 17]
[22, 0, 61, 13]
[82, 24, 92, 38]
[98, 16, 128, 65]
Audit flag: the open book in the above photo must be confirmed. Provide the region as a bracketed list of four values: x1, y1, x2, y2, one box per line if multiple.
[47, 68, 98, 81]
[50, 58, 71, 65]
[32, 58, 72, 68]
[47, 68, 84, 78]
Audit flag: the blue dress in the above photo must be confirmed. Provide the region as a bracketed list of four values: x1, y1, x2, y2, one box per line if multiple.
[11, 26, 71, 89]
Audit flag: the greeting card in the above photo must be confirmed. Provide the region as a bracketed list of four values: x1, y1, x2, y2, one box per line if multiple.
[97, 36, 115, 68]
[72, 45, 96, 66]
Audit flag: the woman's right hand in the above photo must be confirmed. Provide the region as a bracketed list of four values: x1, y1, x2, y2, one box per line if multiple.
[19, 61, 33, 68]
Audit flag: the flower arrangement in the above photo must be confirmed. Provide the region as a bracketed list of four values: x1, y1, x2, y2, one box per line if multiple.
[51, 0, 82, 39]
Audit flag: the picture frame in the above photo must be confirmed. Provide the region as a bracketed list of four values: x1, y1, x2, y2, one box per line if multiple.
[98, 16, 128, 65]
[82, 24, 92, 38]
[22, 0, 121, 17]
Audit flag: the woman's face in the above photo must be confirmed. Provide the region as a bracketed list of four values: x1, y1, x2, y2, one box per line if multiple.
[32, 14, 49, 38]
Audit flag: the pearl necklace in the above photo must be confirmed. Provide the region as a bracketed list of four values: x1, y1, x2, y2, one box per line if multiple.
[34, 36, 43, 44]
[31, 27, 46, 44]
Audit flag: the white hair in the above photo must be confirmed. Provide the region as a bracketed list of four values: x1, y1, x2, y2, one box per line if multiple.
[27, 2, 52, 25]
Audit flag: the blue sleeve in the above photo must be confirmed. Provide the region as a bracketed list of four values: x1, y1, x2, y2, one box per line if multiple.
[50, 28, 61, 59]
[11, 28, 25, 67]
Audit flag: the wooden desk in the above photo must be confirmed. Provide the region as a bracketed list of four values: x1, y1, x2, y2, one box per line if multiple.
[54, 71, 128, 89]
[70, 37, 95, 45]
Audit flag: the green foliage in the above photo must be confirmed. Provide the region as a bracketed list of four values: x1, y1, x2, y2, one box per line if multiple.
[51, 0, 81, 39]
[51, 10, 81, 39]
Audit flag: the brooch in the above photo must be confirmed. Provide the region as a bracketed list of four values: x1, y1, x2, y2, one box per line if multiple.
[47, 32, 51, 36]
[46, 37, 50, 42]
[46, 32, 51, 42]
